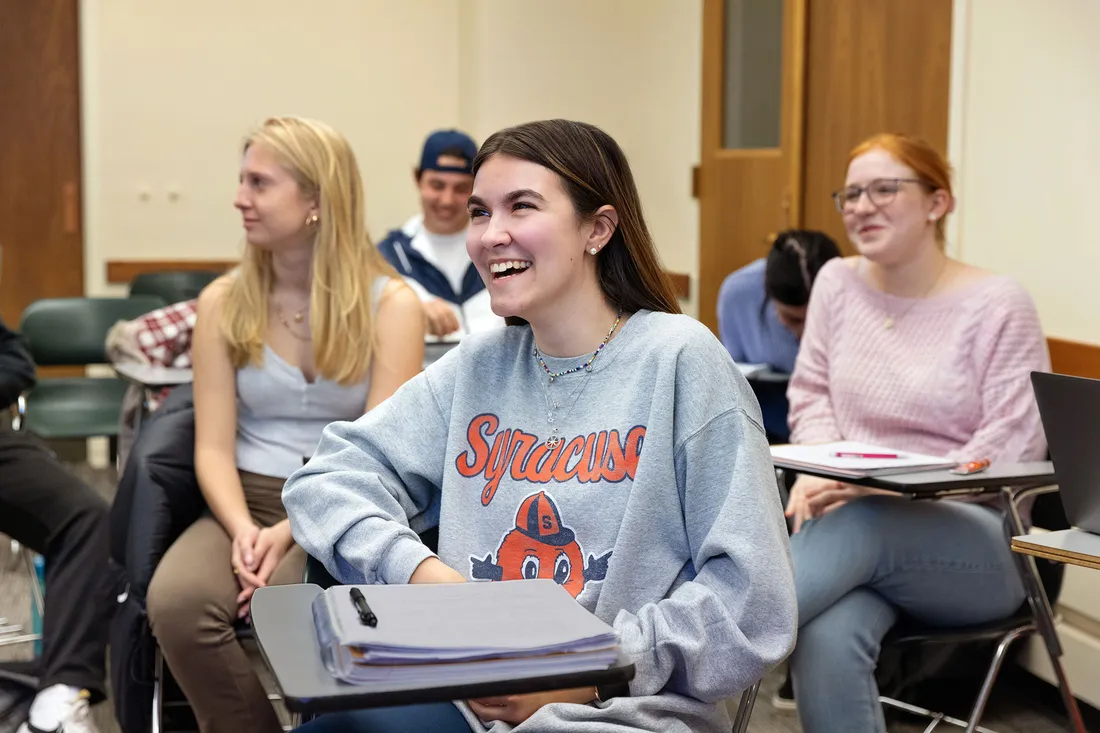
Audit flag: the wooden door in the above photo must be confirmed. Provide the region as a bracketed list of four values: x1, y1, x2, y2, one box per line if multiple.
[697, 0, 806, 332]
[801, 0, 953, 250]
[0, 0, 85, 327]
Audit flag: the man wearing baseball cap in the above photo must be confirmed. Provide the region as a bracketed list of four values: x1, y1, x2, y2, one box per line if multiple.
[378, 130, 504, 341]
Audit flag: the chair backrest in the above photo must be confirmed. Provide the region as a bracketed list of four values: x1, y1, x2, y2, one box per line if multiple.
[129, 270, 221, 305]
[19, 295, 166, 366]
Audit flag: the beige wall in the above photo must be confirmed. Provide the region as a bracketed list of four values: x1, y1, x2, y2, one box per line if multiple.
[950, 0, 1100, 344]
[80, 0, 463, 295]
[80, 0, 703, 314]
[458, 0, 702, 313]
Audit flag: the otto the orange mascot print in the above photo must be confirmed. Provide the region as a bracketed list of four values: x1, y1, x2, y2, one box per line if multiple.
[470, 491, 612, 598]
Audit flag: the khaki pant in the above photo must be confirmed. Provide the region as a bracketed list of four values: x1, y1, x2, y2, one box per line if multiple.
[147, 470, 306, 733]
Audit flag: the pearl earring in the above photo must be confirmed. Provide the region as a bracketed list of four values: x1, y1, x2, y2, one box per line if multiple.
[590, 247, 598, 255]
[928, 214, 937, 221]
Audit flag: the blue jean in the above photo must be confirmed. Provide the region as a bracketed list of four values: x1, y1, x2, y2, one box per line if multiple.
[789, 495, 1025, 733]
[296, 702, 471, 732]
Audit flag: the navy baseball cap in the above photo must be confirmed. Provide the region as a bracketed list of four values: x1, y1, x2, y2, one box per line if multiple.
[418, 130, 477, 175]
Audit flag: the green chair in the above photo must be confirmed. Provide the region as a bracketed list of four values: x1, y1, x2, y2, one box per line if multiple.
[15, 296, 166, 451]
[129, 270, 222, 305]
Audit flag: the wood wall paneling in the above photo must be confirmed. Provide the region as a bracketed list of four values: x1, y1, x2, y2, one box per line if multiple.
[801, 0, 953, 252]
[1048, 338, 1100, 381]
[0, 0, 84, 325]
[105, 260, 237, 285]
[697, 0, 806, 332]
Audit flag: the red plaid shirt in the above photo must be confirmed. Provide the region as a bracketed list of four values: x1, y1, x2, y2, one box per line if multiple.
[133, 300, 197, 368]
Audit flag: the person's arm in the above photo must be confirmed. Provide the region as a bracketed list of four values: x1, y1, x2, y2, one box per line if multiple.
[616, 379, 797, 701]
[787, 264, 844, 444]
[0, 318, 35, 409]
[283, 356, 459, 585]
[949, 283, 1050, 463]
[191, 279, 253, 539]
[364, 280, 425, 412]
[716, 274, 749, 363]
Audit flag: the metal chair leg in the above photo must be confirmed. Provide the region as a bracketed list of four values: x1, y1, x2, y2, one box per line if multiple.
[152, 648, 163, 733]
[731, 680, 760, 733]
[1001, 487, 1086, 733]
[965, 626, 1031, 733]
[24, 551, 43, 619]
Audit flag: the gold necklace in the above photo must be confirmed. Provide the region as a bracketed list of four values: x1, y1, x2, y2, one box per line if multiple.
[275, 303, 310, 341]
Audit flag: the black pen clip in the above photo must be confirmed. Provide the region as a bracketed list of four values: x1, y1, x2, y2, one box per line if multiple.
[349, 587, 378, 627]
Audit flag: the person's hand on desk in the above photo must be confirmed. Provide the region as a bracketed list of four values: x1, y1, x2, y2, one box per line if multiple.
[786, 475, 892, 532]
[233, 521, 294, 619]
[468, 687, 597, 725]
[423, 298, 461, 337]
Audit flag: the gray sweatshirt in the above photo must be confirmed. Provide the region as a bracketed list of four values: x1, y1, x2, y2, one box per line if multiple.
[284, 310, 796, 732]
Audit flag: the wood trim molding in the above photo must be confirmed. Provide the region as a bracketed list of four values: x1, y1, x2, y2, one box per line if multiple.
[1048, 337, 1100, 380]
[667, 272, 690, 300]
[106, 258, 693, 300]
[107, 260, 236, 284]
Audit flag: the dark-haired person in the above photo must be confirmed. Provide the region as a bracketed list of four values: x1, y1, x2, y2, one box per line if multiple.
[379, 129, 505, 341]
[716, 230, 841, 441]
[0, 312, 110, 733]
[286, 119, 796, 733]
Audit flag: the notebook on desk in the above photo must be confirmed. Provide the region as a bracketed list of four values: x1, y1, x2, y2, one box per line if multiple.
[312, 580, 620, 685]
[770, 441, 957, 479]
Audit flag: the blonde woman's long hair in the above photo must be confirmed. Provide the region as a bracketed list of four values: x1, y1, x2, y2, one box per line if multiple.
[222, 116, 397, 384]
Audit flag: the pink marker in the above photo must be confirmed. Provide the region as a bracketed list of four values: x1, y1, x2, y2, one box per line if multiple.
[832, 451, 900, 459]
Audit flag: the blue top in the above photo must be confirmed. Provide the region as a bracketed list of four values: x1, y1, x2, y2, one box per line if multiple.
[234, 277, 387, 478]
[716, 259, 798, 441]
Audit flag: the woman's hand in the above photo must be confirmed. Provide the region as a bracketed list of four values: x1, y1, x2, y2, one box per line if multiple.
[786, 475, 893, 531]
[785, 475, 837, 533]
[234, 522, 294, 619]
[804, 482, 888, 518]
[231, 524, 261, 585]
[409, 557, 466, 584]
[468, 687, 596, 725]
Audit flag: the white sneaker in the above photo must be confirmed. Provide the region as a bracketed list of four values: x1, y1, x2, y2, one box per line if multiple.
[16, 688, 97, 733]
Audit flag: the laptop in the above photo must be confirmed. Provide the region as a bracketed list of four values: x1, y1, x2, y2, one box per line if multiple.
[1031, 371, 1100, 533]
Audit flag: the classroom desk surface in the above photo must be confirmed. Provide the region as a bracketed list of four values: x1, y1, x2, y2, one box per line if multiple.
[113, 362, 194, 387]
[250, 583, 636, 714]
[1012, 529, 1100, 571]
[772, 460, 1056, 497]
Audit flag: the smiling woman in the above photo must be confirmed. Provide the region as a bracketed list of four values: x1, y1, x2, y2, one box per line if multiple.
[465, 121, 680, 351]
[144, 116, 426, 733]
[781, 133, 1051, 732]
[285, 119, 797, 733]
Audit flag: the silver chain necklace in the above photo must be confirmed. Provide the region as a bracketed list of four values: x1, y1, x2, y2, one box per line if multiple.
[533, 309, 623, 448]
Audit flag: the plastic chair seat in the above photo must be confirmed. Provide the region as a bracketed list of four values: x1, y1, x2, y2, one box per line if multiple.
[22, 378, 130, 439]
[885, 604, 1036, 647]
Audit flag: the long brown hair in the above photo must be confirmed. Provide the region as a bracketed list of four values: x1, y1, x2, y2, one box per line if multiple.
[223, 117, 398, 384]
[472, 120, 680, 324]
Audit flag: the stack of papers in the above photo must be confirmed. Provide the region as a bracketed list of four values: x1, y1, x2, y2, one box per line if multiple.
[312, 580, 620, 686]
[770, 441, 956, 479]
[735, 362, 770, 378]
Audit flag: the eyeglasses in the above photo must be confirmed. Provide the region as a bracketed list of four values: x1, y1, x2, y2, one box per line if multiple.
[831, 178, 929, 213]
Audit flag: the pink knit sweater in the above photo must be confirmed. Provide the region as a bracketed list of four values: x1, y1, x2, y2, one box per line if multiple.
[788, 258, 1050, 465]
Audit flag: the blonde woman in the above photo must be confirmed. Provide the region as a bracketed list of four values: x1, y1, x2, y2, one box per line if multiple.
[146, 117, 425, 733]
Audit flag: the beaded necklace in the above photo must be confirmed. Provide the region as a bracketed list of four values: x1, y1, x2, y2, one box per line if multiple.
[533, 307, 623, 448]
